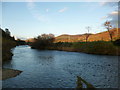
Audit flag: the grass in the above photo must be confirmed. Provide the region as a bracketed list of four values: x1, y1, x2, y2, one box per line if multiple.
[72, 41, 119, 55]
[46, 41, 120, 56]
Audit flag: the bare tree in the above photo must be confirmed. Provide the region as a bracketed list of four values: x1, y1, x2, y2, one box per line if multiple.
[85, 26, 91, 42]
[104, 21, 113, 42]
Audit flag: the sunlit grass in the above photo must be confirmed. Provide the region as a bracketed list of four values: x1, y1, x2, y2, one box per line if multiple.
[50, 41, 120, 55]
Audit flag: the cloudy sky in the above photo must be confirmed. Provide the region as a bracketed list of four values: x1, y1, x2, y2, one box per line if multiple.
[1, 1, 119, 39]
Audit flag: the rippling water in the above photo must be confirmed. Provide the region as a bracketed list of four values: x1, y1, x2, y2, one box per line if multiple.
[3, 45, 119, 88]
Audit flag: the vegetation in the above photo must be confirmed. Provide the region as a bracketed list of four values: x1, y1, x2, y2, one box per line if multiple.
[29, 32, 120, 56]
[1, 28, 17, 62]
[72, 41, 120, 55]
[16, 39, 26, 45]
[113, 39, 120, 46]
[52, 41, 120, 55]
[85, 26, 91, 42]
[55, 28, 119, 43]
[30, 33, 55, 49]
[28, 21, 120, 56]
[104, 21, 114, 42]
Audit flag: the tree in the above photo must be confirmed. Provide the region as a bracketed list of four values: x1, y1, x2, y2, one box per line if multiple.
[104, 21, 113, 42]
[85, 26, 91, 42]
[31, 33, 55, 49]
[5, 28, 10, 36]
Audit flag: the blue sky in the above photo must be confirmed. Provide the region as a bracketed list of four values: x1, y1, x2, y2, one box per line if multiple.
[1, 2, 117, 39]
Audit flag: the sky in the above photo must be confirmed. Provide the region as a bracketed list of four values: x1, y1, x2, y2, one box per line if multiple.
[1, 1, 119, 39]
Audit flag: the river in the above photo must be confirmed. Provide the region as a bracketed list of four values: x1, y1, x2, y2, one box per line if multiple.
[3, 45, 119, 88]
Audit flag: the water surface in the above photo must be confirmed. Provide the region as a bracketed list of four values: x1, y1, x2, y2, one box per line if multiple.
[3, 45, 119, 88]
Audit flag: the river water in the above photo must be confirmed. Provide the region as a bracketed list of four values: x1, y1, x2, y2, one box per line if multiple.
[3, 45, 119, 88]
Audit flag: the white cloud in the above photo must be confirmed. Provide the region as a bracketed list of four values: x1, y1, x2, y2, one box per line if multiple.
[58, 7, 68, 13]
[100, 1, 119, 28]
[99, 1, 118, 8]
[99, 1, 110, 6]
[102, 11, 119, 28]
[26, 0, 49, 22]
[101, 11, 118, 20]
[108, 11, 119, 27]
[110, 11, 118, 15]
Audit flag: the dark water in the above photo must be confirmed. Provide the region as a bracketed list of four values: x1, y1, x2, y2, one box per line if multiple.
[3, 45, 119, 88]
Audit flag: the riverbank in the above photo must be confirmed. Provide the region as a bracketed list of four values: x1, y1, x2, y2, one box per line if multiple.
[1, 28, 17, 62]
[2, 38, 17, 62]
[1, 68, 22, 80]
[31, 41, 120, 56]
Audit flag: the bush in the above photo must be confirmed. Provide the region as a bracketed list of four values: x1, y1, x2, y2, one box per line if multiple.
[30, 34, 55, 49]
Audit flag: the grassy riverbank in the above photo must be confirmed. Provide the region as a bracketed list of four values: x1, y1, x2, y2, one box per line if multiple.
[1, 29, 23, 80]
[59, 41, 119, 55]
[29, 33, 120, 56]
[1, 28, 17, 62]
[32, 41, 120, 56]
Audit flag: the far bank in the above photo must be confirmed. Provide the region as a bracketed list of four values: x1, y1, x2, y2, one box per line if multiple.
[31, 41, 120, 56]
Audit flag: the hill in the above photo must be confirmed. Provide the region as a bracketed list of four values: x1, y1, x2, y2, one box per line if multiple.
[55, 28, 120, 42]
[25, 38, 36, 43]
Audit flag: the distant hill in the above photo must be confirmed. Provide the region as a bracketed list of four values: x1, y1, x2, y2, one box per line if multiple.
[26, 28, 120, 43]
[55, 28, 120, 42]
[25, 38, 36, 42]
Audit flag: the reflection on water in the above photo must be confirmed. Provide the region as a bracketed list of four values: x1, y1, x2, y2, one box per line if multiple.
[3, 45, 119, 88]
[32, 50, 54, 65]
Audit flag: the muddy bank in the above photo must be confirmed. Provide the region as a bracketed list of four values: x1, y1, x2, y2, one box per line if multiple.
[1, 68, 22, 80]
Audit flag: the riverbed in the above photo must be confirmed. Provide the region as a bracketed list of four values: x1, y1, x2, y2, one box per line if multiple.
[3, 45, 119, 88]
